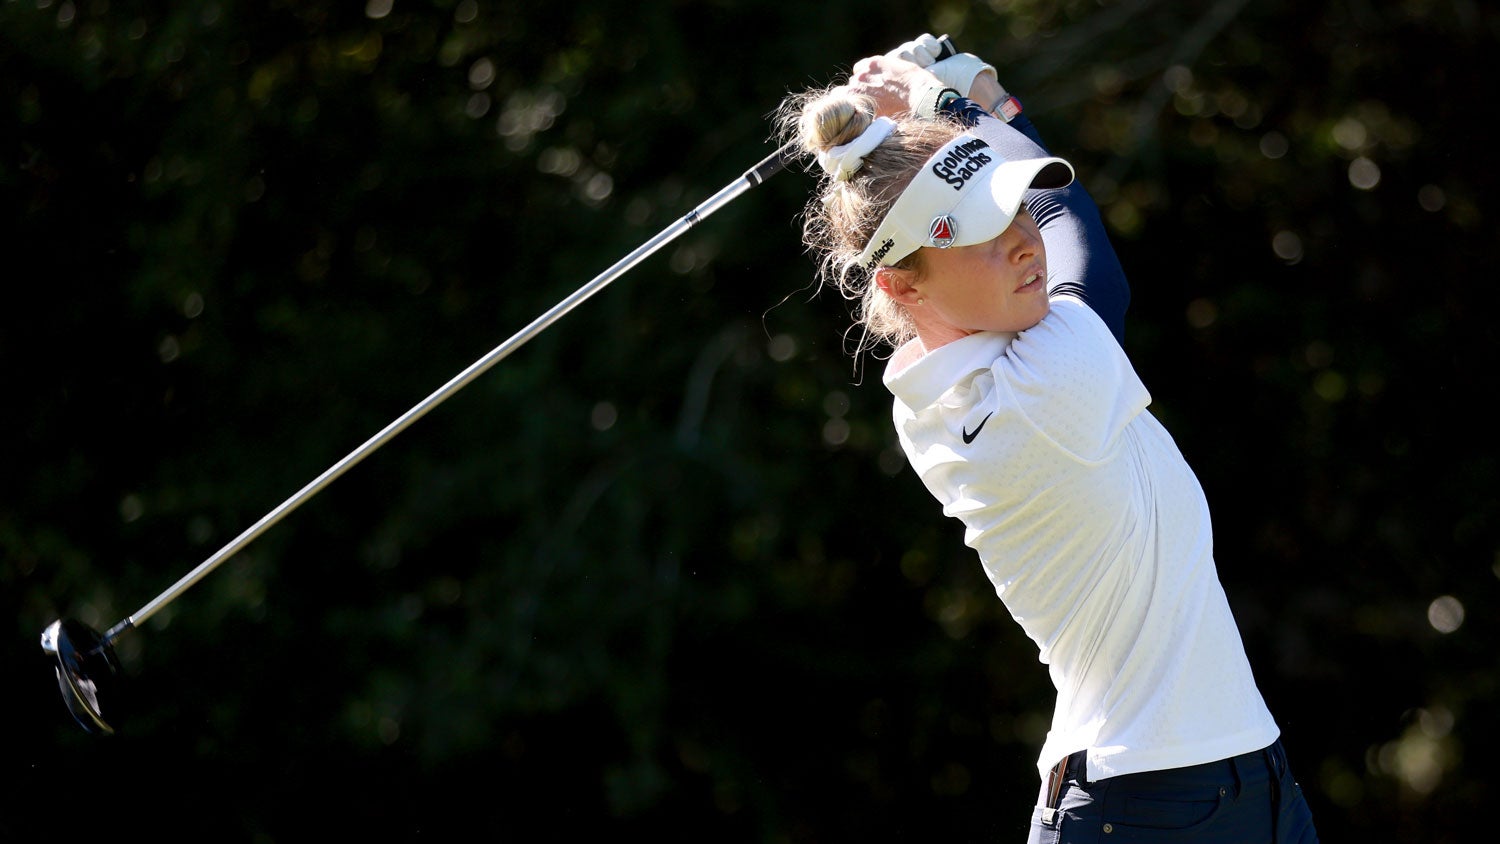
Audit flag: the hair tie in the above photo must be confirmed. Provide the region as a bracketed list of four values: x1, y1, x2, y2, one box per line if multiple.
[816, 116, 896, 181]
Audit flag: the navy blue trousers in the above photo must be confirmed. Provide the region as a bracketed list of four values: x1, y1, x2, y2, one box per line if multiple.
[1026, 740, 1319, 843]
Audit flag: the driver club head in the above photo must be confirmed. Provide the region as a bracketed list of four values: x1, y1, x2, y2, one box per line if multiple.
[40, 619, 122, 736]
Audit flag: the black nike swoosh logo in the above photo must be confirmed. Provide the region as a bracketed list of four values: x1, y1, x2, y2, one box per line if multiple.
[962, 412, 993, 444]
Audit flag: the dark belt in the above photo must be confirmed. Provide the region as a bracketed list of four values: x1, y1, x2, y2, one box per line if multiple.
[1042, 750, 1086, 823]
[1041, 742, 1287, 828]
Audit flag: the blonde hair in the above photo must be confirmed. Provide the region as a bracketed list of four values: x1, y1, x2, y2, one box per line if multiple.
[774, 86, 964, 355]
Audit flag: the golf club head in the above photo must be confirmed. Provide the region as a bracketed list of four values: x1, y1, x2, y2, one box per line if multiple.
[40, 619, 122, 736]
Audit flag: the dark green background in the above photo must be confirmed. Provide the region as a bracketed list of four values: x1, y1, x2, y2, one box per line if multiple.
[4, 1, 1495, 841]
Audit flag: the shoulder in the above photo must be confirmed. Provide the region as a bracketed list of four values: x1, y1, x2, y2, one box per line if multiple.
[1012, 295, 1124, 365]
[997, 297, 1150, 457]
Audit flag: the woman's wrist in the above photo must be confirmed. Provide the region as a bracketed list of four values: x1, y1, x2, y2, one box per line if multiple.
[964, 71, 1021, 122]
[910, 84, 962, 120]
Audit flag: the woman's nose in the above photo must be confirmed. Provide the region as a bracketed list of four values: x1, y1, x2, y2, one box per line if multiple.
[1008, 226, 1041, 262]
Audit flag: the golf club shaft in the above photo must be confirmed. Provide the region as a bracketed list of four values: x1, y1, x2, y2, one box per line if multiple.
[103, 143, 795, 644]
[101, 34, 959, 645]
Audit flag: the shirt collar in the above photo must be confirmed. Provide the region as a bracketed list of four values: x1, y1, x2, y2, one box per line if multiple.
[883, 331, 1016, 410]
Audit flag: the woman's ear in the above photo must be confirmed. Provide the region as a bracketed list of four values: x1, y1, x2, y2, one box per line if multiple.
[874, 265, 921, 306]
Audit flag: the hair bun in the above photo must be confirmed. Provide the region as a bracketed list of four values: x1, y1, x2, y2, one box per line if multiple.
[800, 91, 874, 155]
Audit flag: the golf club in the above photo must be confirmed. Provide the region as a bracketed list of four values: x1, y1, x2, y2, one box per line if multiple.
[41, 34, 957, 735]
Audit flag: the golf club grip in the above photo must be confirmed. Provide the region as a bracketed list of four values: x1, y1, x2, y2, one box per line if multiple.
[742, 33, 959, 186]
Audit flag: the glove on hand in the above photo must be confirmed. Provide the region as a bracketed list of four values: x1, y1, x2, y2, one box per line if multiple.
[926, 52, 1000, 101]
[886, 34, 1016, 121]
[907, 52, 1019, 121]
[884, 32, 950, 67]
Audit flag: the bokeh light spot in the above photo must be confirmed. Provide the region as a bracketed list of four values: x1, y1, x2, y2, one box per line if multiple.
[1349, 157, 1381, 190]
[1272, 230, 1303, 263]
[1417, 184, 1445, 212]
[591, 401, 618, 432]
[1427, 595, 1464, 633]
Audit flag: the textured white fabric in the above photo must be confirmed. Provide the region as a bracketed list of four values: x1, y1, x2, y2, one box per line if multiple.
[883, 297, 1280, 783]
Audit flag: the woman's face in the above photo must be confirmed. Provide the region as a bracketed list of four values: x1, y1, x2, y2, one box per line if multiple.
[907, 209, 1050, 341]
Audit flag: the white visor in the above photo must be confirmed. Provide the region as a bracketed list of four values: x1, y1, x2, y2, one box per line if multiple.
[856, 132, 1074, 273]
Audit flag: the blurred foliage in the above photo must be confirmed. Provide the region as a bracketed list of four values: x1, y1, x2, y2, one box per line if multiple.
[2, 0, 1497, 841]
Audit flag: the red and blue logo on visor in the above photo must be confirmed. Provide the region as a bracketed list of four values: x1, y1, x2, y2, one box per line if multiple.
[928, 215, 956, 248]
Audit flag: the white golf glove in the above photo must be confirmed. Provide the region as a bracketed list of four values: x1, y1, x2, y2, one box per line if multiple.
[885, 32, 998, 93]
[888, 34, 1019, 121]
[927, 53, 1000, 100]
[885, 32, 950, 67]
[910, 53, 1021, 122]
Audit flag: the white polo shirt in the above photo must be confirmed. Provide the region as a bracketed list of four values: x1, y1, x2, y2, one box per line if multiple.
[883, 296, 1280, 782]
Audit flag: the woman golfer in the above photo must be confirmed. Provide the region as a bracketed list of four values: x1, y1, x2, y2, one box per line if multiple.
[776, 40, 1320, 842]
